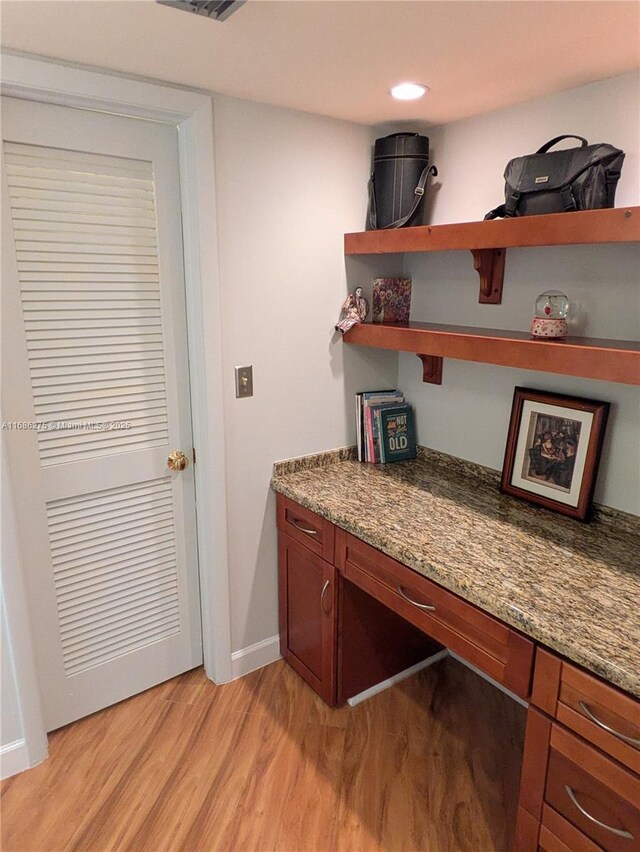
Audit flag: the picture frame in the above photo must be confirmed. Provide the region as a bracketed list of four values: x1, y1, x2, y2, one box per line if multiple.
[500, 387, 610, 521]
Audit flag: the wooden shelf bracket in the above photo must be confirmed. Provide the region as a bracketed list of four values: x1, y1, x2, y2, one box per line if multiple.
[417, 354, 443, 384]
[470, 248, 506, 304]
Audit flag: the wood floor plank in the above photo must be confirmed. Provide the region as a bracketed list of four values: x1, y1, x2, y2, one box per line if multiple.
[212, 666, 346, 852]
[1, 657, 525, 852]
[418, 662, 525, 852]
[1, 684, 170, 851]
[124, 692, 277, 850]
[67, 700, 210, 851]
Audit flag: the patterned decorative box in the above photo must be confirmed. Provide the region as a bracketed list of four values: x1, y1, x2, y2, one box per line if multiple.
[372, 278, 412, 323]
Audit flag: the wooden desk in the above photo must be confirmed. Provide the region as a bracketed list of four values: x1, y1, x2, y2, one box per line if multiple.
[276, 492, 640, 851]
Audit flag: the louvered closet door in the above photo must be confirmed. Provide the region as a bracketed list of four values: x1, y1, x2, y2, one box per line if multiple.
[1, 97, 202, 731]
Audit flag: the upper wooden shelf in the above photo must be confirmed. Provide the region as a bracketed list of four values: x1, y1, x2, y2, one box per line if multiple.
[344, 322, 640, 386]
[345, 206, 640, 255]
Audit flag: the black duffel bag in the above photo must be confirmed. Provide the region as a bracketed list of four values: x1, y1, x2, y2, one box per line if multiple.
[369, 133, 437, 229]
[485, 135, 624, 220]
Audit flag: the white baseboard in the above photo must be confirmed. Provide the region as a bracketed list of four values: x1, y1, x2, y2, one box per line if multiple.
[347, 649, 449, 707]
[230, 634, 281, 680]
[1, 738, 29, 780]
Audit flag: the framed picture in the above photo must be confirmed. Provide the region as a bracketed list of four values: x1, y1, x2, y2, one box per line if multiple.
[500, 387, 610, 521]
[372, 278, 412, 323]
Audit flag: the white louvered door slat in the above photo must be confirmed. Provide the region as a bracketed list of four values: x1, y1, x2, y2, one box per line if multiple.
[2, 96, 202, 731]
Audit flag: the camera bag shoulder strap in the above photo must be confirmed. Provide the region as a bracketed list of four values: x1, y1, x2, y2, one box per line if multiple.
[369, 164, 438, 230]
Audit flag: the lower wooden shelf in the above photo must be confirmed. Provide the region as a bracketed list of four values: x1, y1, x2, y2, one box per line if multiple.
[343, 321, 640, 385]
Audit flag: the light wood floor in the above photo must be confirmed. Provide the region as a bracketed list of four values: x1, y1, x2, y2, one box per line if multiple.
[1, 657, 526, 852]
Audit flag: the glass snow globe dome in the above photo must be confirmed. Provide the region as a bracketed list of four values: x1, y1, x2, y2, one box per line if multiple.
[530, 290, 569, 338]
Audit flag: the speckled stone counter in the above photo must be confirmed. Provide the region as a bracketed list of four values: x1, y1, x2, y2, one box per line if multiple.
[271, 447, 640, 699]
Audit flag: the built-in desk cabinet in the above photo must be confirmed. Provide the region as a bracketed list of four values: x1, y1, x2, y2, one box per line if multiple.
[337, 527, 534, 699]
[517, 649, 640, 852]
[278, 530, 337, 706]
[277, 494, 440, 706]
[276, 493, 640, 852]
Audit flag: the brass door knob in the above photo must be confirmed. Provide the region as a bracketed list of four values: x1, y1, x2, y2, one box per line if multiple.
[167, 450, 189, 471]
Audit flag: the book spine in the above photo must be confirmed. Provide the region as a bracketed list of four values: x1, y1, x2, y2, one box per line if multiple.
[365, 404, 375, 462]
[373, 408, 383, 463]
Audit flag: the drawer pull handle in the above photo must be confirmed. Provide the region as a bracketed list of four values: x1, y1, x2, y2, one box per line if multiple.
[578, 701, 640, 749]
[565, 785, 634, 841]
[320, 580, 331, 615]
[291, 518, 318, 536]
[397, 586, 436, 611]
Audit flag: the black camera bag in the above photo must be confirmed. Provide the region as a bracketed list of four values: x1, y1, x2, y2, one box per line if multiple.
[484, 135, 624, 220]
[369, 133, 437, 229]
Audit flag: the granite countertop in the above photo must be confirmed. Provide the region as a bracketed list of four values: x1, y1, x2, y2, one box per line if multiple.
[271, 447, 640, 699]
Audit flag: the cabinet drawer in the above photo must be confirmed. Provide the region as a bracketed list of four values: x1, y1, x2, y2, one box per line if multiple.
[533, 649, 640, 774]
[337, 531, 534, 699]
[538, 816, 602, 852]
[544, 724, 640, 852]
[276, 494, 334, 562]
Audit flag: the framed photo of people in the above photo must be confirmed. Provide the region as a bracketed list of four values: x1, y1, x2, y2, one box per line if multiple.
[500, 387, 610, 521]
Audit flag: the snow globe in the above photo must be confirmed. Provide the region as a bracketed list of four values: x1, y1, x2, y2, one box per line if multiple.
[530, 290, 569, 339]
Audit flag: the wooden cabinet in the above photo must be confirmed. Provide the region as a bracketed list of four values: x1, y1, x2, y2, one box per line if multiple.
[537, 821, 601, 852]
[533, 648, 640, 774]
[277, 494, 335, 562]
[278, 494, 534, 706]
[276, 494, 438, 706]
[518, 649, 640, 851]
[277, 529, 337, 706]
[277, 495, 640, 851]
[545, 725, 639, 852]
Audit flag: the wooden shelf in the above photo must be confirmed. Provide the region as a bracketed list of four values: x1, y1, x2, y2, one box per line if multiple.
[345, 207, 640, 304]
[343, 322, 640, 385]
[345, 207, 640, 255]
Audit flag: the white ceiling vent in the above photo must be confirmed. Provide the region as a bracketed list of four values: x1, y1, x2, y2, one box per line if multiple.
[157, 1, 245, 22]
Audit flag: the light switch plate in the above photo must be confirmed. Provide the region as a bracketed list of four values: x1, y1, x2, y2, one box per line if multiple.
[234, 365, 253, 398]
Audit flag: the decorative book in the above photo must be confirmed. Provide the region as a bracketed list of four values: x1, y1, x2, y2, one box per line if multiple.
[372, 278, 412, 323]
[355, 392, 416, 463]
[355, 390, 404, 462]
[379, 405, 416, 463]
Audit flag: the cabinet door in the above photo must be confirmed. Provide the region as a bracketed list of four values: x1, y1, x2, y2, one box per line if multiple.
[278, 531, 336, 706]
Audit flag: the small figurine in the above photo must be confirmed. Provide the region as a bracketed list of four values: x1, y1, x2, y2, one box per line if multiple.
[335, 287, 369, 334]
[530, 289, 569, 338]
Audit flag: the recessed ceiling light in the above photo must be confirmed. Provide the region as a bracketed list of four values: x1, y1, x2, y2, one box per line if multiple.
[390, 83, 429, 101]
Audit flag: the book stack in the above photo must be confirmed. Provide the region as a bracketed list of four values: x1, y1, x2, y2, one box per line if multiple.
[355, 390, 417, 464]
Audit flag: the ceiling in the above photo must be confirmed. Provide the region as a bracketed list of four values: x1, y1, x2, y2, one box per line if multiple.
[1, 0, 639, 126]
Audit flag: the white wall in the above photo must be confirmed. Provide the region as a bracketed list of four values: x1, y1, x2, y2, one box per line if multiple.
[1, 440, 48, 778]
[211, 96, 397, 654]
[1, 600, 22, 746]
[396, 72, 640, 515]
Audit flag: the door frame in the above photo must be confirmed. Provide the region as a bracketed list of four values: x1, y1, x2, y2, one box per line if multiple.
[1, 51, 232, 774]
